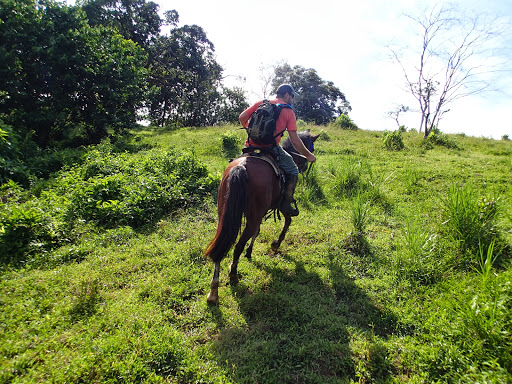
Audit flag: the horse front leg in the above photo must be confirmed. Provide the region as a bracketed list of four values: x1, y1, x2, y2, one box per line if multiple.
[207, 261, 221, 305]
[271, 215, 292, 252]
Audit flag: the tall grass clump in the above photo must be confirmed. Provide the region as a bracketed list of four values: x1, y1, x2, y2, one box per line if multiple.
[297, 165, 326, 208]
[343, 192, 371, 255]
[351, 192, 370, 234]
[441, 183, 503, 266]
[333, 156, 364, 197]
[449, 246, 512, 382]
[394, 217, 439, 284]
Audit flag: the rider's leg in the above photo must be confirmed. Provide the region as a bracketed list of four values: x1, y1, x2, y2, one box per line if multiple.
[273, 146, 300, 216]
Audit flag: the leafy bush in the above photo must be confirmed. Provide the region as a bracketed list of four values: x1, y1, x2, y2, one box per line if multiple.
[1, 147, 218, 263]
[0, 182, 65, 263]
[296, 119, 307, 127]
[62, 148, 217, 228]
[423, 131, 459, 149]
[220, 130, 241, 158]
[331, 114, 358, 130]
[382, 130, 404, 151]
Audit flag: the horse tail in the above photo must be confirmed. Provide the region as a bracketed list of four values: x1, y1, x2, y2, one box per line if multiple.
[204, 164, 248, 263]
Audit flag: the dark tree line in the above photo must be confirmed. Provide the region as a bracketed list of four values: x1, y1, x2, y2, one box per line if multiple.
[0, 0, 248, 148]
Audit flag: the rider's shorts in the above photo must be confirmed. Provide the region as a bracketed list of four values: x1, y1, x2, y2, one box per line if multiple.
[273, 146, 299, 176]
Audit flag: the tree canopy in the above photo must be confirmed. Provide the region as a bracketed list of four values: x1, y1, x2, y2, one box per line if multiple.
[272, 63, 351, 125]
[0, 0, 247, 149]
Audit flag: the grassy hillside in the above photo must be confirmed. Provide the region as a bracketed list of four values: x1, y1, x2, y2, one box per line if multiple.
[1, 125, 511, 383]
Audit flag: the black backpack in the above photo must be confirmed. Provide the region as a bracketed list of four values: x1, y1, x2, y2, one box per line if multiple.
[246, 100, 292, 146]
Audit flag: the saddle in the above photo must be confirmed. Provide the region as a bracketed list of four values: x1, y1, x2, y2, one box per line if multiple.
[241, 147, 282, 178]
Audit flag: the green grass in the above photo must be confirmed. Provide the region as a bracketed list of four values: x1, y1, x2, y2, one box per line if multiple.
[1, 125, 512, 383]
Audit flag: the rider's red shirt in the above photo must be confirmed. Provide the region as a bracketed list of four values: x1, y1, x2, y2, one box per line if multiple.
[242, 98, 297, 147]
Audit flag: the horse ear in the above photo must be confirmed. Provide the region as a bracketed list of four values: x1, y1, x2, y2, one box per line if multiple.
[312, 134, 320, 141]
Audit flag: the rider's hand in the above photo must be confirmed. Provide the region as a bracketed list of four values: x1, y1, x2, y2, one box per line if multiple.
[306, 153, 316, 163]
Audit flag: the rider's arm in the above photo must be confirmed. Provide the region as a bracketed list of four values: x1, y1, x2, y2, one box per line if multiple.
[288, 131, 316, 163]
[239, 110, 251, 128]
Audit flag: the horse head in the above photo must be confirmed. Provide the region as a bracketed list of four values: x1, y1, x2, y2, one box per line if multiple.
[282, 129, 320, 173]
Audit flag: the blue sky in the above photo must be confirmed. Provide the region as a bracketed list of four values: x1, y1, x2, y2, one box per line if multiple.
[157, 0, 511, 139]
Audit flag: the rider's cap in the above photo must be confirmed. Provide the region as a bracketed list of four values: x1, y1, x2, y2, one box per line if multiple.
[277, 84, 299, 98]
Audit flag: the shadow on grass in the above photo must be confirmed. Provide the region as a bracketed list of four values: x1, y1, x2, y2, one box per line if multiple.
[209, 253, 398, 383]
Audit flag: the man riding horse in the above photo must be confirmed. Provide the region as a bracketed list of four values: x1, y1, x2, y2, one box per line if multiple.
[238, 84, 316, 216]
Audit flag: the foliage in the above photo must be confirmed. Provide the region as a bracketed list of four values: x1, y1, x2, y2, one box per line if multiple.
[220, 130, 241, 158]
[272, 63, 351, 124]
[422, 129, 460, 149]
[331, 114, 358, 130]
[214, 86, 249, 125]
[382, 129, 405, 151]
[146, 26, 223, 128]
[82, 0, 163, 49]
[0, 144, 218, 264]
[0, 0, 148, 147]
[441, 183, 504, 264]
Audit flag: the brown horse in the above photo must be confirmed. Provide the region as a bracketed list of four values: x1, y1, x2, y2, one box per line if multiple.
[204, 130, 319, 304]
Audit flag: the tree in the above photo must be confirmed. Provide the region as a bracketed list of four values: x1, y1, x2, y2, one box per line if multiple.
[272, 63, 351, 125]
[387, 105, 410, 127]
[213, 87, 249, 125]
[147, 25, 225, 127]
[388, 3, 510, 138]
[81, 0, 162, 49]
[0, 0, 147, 146]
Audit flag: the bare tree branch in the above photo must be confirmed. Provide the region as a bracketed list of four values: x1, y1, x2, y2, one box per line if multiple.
[388, 3, 511, 138]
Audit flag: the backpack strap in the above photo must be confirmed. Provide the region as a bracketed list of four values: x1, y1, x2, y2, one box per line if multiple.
[272, 103, 293, 141]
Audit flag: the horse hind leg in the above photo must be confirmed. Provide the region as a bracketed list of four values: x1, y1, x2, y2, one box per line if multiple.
[207, 261, 221, 305]
[229, 222, 260, 285]
[244, 227, 260, 260]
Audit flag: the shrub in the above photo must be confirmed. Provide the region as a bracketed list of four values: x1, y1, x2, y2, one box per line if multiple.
[0, 198, 64, 263]
[331, 114, 358, 130]
[382, 130, 404, 151]
[423, 132, 459, 149]
[1, 147, 219, 263]
[502, 134, 510, 141]
[220, 130, 241, 158]
[296, 119, 307, 127]
[63, 149, 217, 228]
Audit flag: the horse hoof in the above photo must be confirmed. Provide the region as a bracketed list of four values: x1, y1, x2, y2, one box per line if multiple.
[271, 241, 280, 252]
[207, 292, 219, 305]
[229, 274, 239, 285]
